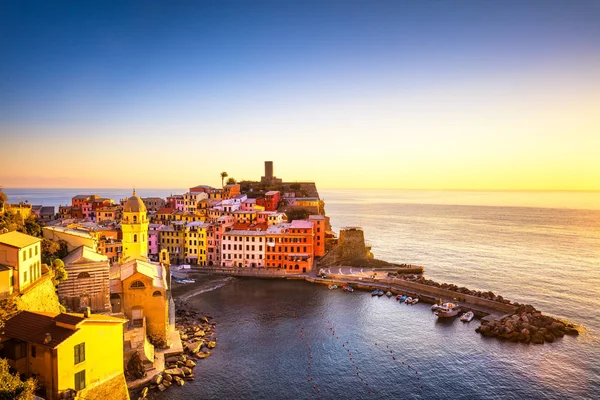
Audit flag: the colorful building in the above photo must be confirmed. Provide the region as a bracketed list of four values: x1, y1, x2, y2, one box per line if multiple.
[120, 190, 149, 261]
[264, 190, 281, 211]
[309, 215, 326, 257]
[222, 183, 241, 200]
[0, 310, 128, 400]
[0, 231, 43, 296]
[265, 220, 315, 272]
[184, 222, 208, 266]
[221, 223, 267, 268]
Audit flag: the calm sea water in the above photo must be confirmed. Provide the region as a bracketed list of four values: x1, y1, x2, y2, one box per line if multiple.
[4, 188, 600, 398]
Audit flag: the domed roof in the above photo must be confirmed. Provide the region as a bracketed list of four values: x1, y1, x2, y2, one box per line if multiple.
[123, 189, 146, 213]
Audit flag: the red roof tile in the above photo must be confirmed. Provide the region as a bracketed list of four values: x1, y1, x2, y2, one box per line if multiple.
[2, 311, 77, 348]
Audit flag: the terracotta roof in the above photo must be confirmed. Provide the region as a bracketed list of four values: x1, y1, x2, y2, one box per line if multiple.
[0, 231, 42, 248]
[2, 311, 77, 348]
[54, 313, 85, 326]
[157, 207, 175, 214]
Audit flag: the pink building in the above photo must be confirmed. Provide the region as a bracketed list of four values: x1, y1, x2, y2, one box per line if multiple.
[264, 191, 281, 211]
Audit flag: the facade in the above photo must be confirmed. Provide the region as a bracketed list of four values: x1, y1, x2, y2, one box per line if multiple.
[148, 223, 162, 261]
[264, 190, 281, 211]
[222, 183, 241, 200]
[110, 258, 170, 345]
[0, 310, 127, 400]
[309, 215, 326, 257]
[59, 246, 111, 313]
[184, 222, 208, 265]
[120, 190, 149, 261]
[159, 224, 185, 265]
[43, 226, 98, 253]
[0, 231, 43, 296]
[265, 220, 315, 272]
[142, 197, 166, 212]
[183, 192, 208, 213]
[166, 195, 184, 211]
[96, 206, 121, 223]
[221, 224, 267, 268]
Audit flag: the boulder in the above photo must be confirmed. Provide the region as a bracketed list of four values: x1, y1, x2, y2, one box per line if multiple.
[207, 341, 217, 349]
[175, 376, 185, 387]
[194, 330, 206, 338]
[163, 380, 172, 388]
[185, 359, 196, 369]
[185, 374, 196, 381]
[164, 368, 184, 377]
[182, 366, 193, 376]
[532, 333, 545, 345]
[186, 342, 203, 354]
[158, 384, 166, 392]
[165, 356, 179, 365]
[152, 374, 163, 386]
[544, 333, 555, 343]
[141, 387, 149, 398]
[163, 373, 173, 382]
[197, 351, 211, 359]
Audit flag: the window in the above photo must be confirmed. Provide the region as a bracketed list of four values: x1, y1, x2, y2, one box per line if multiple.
[23, 271, 28, 282]
[74, 343, 85, 364]
[78, 272, 91, 279]
[22, 251, 26, 261]
[134, 234, 138, 243]
[29, 248, 32, 258]
[31, 345, 36, 358]
[75, 370, 86, 391]
[130, 280, 145, 289]
[152, 290, 162, 297]
[35, 246, 38, 256]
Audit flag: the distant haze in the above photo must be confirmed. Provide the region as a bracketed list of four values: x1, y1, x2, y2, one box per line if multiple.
[1, 1, 599, 190]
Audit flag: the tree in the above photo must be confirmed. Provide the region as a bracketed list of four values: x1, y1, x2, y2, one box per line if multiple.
[52, 259, 68, 284]
[0, 358, 36, 400]
[41, 239, 68, 265]
[226, 177, 236, 185]
[0, 190, 6, 208]
[220, 171, 228, 187]
[285, 208, 310, 222]
[290, 182, 301, 191]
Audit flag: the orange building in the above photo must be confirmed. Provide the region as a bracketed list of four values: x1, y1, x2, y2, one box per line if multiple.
[222, 183, 241, 200]
[309, 215, 326, 257]
[265, 220, 314, 273]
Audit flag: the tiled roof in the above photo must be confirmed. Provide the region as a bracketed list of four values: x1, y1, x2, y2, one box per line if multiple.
[2, 311, 77, 348]
[290, 220, 314, 229]
[54, 313, 85, 326]
[265, 191, 280, 196]
[0, 231, 42, 248]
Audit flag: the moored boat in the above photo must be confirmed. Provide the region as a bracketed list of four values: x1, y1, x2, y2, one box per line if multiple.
[435, 302, 461, 318]
[377, 290, 384, 296]
[400, 295, 407, 302]
[328, 284, 338, 290]
[460, 311, 475, 322]
[404, 296, 412, 304]
[396, 294, 403, 301]
[411, 298, 419, 305]
[371, 290, 379, 296]
[386, 291, 392, 297]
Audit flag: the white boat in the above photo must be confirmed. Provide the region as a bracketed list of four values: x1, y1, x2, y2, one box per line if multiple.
[385, 291, 392, 297]
[404, 297, 412, 304]
[431, 304, 441, 311]
[460, 311, 475, 322]
[435, 302, 461, 318]
[411, 298, 419, 305]
[328, 284, 338, 290]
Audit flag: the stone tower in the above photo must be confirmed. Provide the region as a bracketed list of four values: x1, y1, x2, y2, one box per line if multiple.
[121, 189, 149, 260]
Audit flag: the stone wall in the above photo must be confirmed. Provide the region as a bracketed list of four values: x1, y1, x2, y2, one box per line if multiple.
[16, 275, 61, 314]
[339, 228, 368, 260]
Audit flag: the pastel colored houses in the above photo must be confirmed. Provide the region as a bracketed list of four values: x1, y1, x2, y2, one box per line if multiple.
[221, 224, 268, 268]
[0, 310, 128, 400]
[309, 215, 326, 257]
[264, 190, 281, 211]
[184, 221, 208, 265]
[265, 220, 315, 272]
[0, 231, 43, 297]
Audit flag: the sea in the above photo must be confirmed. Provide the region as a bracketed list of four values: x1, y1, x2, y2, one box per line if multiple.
[3, 188, 600, 399]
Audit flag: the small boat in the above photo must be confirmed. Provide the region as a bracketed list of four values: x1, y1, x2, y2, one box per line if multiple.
[396, 294, 403, 301]
[460, 311, 475, 322]
[411, 298, 419, 305]
[400, 295, 407, 302]
[377, 290, 384, 297]
[344, 285, 354, 292]
[404, 297, 412, 304]
[328, 284, 338, 290]
[174, 278, 195, 284]
[435, 303, 461, 318]
[431, 304, 441, 311]
[386, 291, 392, 298]
[371, 290, 379, 296]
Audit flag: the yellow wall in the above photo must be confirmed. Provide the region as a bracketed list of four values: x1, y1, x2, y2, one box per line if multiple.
[0, 268, 14, 298]
[184, 227, 207, 265]
[0, 241, 42, 292]
[55, 320, 124, 397]
[121, 210, 149, 260]
[42, 227, 97, 252]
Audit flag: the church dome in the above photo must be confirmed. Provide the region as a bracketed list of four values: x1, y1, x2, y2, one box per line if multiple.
[123, 190, 146, 213]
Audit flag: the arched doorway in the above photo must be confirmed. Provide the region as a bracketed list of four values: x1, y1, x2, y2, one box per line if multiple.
[110, 294, 121, 313]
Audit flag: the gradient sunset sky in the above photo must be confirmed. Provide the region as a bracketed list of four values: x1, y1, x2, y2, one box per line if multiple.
[1, 0, 599, 190]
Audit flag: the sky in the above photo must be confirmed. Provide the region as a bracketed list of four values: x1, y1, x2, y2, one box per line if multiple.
[1, 0, 599, 190]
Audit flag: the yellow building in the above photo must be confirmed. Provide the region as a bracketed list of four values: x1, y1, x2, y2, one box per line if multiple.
[110, 258, 170, 346]
[0, 231, 42, 296]
[43, 225, 98, 253]
[0, 310, 128, 400]
[184, 222, 208, 265]
[121, 190, 149, 261]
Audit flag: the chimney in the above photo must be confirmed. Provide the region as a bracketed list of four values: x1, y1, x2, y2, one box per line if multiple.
[83, 307, 91, 318]
[43, 333, 52, 344]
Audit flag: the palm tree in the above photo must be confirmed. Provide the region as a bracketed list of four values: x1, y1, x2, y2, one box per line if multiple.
[220, 171, 228, 188]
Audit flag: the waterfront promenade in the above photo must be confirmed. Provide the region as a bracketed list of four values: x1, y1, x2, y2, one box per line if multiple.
[171, 266, 517, 319]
